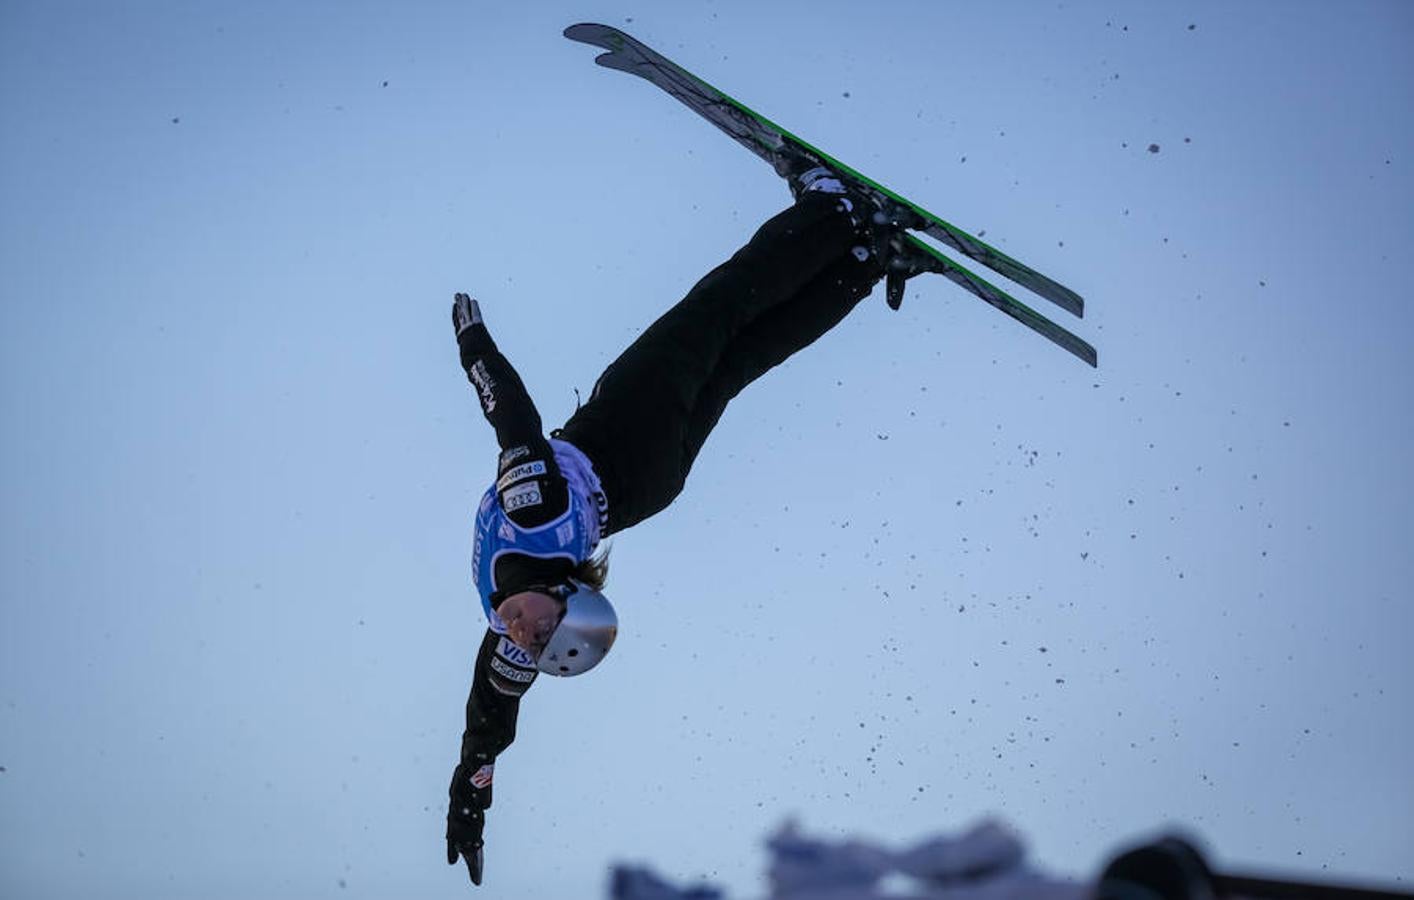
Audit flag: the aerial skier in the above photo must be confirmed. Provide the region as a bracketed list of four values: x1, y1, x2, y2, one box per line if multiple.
[446, 22, 1094, 888]
[445, 165, 903, 885]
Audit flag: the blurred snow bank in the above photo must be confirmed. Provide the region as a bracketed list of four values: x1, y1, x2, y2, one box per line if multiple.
[606, 820, 1414, 900]
[610, 818, 1086, 900]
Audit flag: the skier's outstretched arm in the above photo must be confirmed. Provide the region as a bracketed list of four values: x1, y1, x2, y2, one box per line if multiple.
[453, 293, 569, 529]
[447, 627, 538, 886]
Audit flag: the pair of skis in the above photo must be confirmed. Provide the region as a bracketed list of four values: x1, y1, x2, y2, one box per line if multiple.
[564, 23, 1097, 368]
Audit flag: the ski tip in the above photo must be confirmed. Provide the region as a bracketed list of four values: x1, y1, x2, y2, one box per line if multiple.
[565, 23, 636, 72]
[1045, 326, 1098, 367]
[564, 23, 616, 44]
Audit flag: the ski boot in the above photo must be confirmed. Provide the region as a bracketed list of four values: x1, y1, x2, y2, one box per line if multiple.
[880, 231, 948, 311]
[774, 147, 900, 279]
[773, 145, 876, 228]
[773, 143, 843, 200]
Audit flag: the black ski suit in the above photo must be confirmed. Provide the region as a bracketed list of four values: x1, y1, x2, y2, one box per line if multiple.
[447, 190, 883, 860]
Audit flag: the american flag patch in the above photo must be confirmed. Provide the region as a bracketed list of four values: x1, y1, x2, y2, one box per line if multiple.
[470, 764, 494, 789]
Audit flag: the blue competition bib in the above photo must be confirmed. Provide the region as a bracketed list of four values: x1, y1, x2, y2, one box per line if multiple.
[471, 439, 605, 632]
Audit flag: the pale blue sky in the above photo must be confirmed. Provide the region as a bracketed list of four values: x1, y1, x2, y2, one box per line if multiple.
[2, 1, 1411, 898]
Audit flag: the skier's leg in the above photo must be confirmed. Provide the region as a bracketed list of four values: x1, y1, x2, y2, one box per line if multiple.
[558, 194, 869, 534]
[680, 250, 883, 469]
[614, 189, 863, 382]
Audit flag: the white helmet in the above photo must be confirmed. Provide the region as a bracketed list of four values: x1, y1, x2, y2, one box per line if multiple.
[537, 581, 618, 676]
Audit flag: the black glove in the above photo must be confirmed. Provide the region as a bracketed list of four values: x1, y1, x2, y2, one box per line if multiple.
[452, 292, 483, 339]
[447, 762, 493, 886]
[452, 292, 492, 379]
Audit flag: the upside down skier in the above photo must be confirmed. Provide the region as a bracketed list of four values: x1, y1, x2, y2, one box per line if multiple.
[445, 164, 915, 885]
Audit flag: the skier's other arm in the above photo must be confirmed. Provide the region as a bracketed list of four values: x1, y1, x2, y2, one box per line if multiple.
[447, 294, 560, 886]
[452, 293, 569, 529]
[447, 626, 536, 885]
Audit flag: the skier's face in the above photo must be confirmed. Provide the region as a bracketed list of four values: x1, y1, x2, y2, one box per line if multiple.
[497, 590, 565, 655]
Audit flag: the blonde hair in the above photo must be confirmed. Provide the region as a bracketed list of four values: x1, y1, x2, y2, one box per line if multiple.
[572, 543, 611, 591]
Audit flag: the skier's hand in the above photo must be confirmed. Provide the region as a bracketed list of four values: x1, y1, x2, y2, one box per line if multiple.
[447, 763, 493, 886]
[452, 293, 483, 340]
[446, 829, 484, 886]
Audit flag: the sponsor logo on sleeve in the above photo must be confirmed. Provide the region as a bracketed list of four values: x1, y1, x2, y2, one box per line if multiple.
[499, 445, 531, 467]
[498, 521, 516, 542]
[502, 482, 542, 512]
[497, 637, 537, 668]
[490, 656, 536, 683]
[469, 361, 496, 412]
[470, 764, 495, 790]
[497, 460, 548, 491]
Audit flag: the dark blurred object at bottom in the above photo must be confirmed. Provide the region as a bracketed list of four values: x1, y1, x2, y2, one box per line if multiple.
[611, 818, 1413, 900]
[1100, 834, 1410, 900]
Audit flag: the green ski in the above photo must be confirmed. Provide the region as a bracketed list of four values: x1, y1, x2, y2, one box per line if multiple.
[894, 233, 1097, 367]
[564, 22, 1097, 367]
